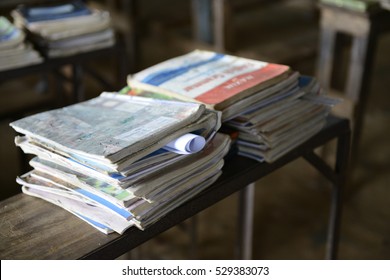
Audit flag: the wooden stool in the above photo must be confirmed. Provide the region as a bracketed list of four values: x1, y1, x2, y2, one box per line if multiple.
[316, 3, 390, 164]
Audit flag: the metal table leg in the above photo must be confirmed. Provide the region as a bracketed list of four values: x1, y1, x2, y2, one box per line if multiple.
[236, 182, 255, 260]
[304, 128, 351, 259]
[326, 127, 351, 259]
[72, 63, 84, 102]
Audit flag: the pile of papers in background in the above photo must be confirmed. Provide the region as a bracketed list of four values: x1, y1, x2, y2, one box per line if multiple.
[380, 0, 390, 10]
[0, 16, 42, 71]
[127, 50, 339, 163]
[11, 0, 115, 57]
[320, 0, 390, 12]
[11, 93, 228, 234]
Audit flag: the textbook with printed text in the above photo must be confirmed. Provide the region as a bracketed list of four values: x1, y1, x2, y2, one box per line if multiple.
[127, 50, 292, 111]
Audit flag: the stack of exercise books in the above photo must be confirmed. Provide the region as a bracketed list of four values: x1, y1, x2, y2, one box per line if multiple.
[0, 16, 42, 71]
[320, 0, 381, 12]
[127, 50, 293, 122]
[11, 0, 115, 57]
[11, 92, 229, 234]
[321, 0, 390, 13]
[127, 49, 338, 163]
[380, 0, 390, 10]
[226, 75, 337, 162]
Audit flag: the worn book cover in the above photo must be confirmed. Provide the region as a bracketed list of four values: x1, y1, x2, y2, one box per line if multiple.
[29, 157, 139, 207]
[16, 0, 91, 23]
[17, 133, 230, 233]
[127, 50, 291, 111]
[10, 93, 209, 165]
[12, 9, 111, 40]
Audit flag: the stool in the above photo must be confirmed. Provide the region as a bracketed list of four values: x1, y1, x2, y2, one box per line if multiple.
[316, 3, 390, 164]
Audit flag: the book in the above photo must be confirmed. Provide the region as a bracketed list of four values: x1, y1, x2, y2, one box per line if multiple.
[45, 29, 114, 49]
[126, 50, 338, 164]
[126, 133, 231, 200]
[228, 75, 337, 163]
[16, 133, 231, 233]
[21, 184, 134, 234]
[0, 16, 43, 71]
[237, 115, 326, 162]
[126, 69, 300, 122]
[320, 0, 381, 12]
[44, 37, 115, 57]
[127, 50, 292, 111]
[19, 170, 133, 221]
[17, 136, 184, 184]
[380, 0, 390, 10]
[16, 0, 91, 23]
[13, 10, 112, 41]
[0, 16, 19, 42]
[0, 45, 42, 69]
[10, 93, 221, 166]
[11, 3, 115, 58]
[22, 184, 115, 234]
[20, 129, 229, 197]
[29, 157, 139, 207]
[13, 106, 220, 175]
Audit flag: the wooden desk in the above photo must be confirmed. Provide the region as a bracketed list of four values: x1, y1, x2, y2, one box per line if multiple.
[0, 42, 127, 100]
[0, 115, 350, 260]
[0, 40, 127, 121]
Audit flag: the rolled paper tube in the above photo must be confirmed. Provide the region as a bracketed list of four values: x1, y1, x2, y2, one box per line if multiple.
[164, 133, 206, 154]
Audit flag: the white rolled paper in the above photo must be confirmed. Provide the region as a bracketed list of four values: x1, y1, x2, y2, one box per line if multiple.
[164, 133, 206, 154]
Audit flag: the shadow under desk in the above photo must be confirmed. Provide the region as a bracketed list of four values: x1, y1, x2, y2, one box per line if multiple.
[0, 115, 350, 260]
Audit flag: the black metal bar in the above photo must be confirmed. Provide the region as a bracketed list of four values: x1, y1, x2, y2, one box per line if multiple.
[326, 128, 351, 260]
[115, 34, 129, 87]
[303, 151, 339, 185]
[189, 216, 198, 259]
[192, 0, 213, 44]
[72, 64, 84, 102]
[83, 67, 115, 91]
[122, 0, 139, 74]
[236, 183, 255, 260]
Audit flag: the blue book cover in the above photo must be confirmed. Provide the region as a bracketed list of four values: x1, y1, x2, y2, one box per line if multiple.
[75, 188, 133, 220]
[0, 16, 20, 42]
[18, 0, 91, 23]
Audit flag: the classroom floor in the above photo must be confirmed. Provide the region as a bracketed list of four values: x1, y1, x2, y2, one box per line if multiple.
[0, 0, 389, 260]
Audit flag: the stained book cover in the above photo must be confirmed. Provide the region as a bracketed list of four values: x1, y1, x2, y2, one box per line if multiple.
[128, 50, 291, 111]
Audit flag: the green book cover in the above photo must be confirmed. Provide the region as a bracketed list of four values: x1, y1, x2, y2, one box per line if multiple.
[321, 0, 380, 12]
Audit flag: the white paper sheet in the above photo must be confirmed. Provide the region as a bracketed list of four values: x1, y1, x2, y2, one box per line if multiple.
[163, 133, 206, 154]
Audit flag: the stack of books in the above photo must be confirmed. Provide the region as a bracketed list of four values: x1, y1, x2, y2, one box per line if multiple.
[127, 50, 293, 122]
[11, 0, 115, 57]
[227, 75, 337, 162]
[380, 0, 390, 10]
[127, 50, 338, 163]
[0, 16, 42, 71]
[11, 93, 228, 234]
[320, 0, 381, 12]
